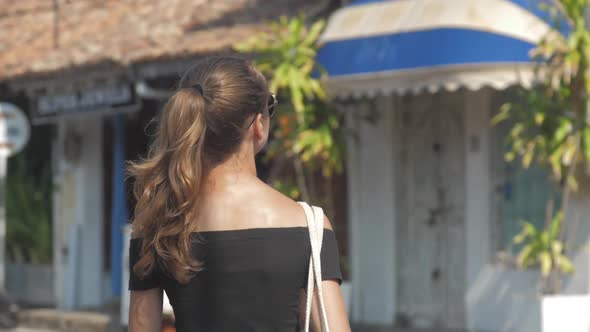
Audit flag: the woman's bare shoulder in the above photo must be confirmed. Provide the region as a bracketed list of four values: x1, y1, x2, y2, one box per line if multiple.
[248, 181, 308, 228]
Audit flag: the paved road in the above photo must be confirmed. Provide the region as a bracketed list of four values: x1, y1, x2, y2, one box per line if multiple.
[0, 329, 58, 332]
[352, 326, 468, 332]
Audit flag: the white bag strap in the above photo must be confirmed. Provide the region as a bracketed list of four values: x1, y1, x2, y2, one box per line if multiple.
[299, 202, 330, 332]
[301, 203, 315, 331]
[311, 205, 330, 332]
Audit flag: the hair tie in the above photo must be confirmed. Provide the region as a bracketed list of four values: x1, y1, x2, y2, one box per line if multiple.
[191, 84, 204, 96]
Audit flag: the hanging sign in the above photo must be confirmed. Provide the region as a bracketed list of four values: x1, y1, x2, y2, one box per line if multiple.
[31, 83, 138, 124]
[0, 103, 30, 158]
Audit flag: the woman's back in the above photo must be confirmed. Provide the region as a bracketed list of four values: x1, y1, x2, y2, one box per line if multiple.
[130, 180, 342, 331]
[127, 56, 350, 332]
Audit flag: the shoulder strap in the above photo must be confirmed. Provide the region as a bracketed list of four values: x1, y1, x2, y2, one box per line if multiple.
[298, 202, 330, 332]
[311, 205, 330, 332]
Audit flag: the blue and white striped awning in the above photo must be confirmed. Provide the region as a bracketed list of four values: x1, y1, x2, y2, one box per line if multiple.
[317, 0, 554, 97]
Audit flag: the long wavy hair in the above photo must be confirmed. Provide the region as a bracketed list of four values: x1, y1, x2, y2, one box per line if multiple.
[128, 56, 269, 284]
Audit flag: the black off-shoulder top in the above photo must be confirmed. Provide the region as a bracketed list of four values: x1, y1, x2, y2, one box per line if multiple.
[128, 227, 342, 332]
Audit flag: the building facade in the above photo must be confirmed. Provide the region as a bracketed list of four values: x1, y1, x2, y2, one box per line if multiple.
[1, 0, 326, 310]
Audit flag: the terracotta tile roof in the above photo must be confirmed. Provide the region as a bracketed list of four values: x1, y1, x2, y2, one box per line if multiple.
[0, 0, 320, 82]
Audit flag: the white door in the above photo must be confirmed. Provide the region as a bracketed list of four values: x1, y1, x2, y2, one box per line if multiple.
[395, 92, 466, 328]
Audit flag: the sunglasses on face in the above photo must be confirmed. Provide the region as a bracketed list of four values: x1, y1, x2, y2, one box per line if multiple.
[247, 93, 279, 128]
[267, 93, 278, 119]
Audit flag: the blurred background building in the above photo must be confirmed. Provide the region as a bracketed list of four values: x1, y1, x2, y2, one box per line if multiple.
[0, 1, 340, 329]
[317, 0, 577, 330]
[2, 0, 590, 332]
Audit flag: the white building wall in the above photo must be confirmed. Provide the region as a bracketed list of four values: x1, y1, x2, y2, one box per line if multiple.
[464, 90, 492, 293]
[53, 116, 104, 309]
[346, 96, 396, 325]
[464, 89, 590, 332]
[468, 265, 542, 332]
[348, 89, 590, 331]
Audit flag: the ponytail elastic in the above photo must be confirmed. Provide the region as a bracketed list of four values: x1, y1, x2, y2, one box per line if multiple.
[191, 84, 204, 96]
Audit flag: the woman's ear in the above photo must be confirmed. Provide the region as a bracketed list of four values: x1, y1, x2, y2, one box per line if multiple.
[253, 113, 265, 139]
[254, 113, 268, 140]
[252, 113, 269, 152]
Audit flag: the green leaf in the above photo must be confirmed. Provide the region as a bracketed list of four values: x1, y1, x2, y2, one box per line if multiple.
[553, 120, 572, 148]
[539, 252, 553, 277]
[517, 244, 536, 269]
[505, 151, 517, 162]
[302, 19, 326, 46]
[523, 222, 539, 237]
[534, 112, 546, 125]
[522, 142, 536, 168]
[556, 254, 575, 274]
[492, 103, 512, 125]
[551, 241, 563, 255]
[513, 222, 534, 244]
[236, 14, 343, 186]
[583, 127, 590, 161]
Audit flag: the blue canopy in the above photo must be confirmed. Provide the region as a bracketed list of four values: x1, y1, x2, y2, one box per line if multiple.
[317, 0, 555, 96]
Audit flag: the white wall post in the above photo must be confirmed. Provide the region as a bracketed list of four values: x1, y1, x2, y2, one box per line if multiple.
[345, 106, 363, 322]
[53, 117, 104, 308]
[464, 89, 492, 328]
[349, 96, 396, 325]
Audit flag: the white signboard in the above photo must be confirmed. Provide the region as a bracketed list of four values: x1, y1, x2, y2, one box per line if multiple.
[0, 103, 30, 158]
[32, 84, 138, 124]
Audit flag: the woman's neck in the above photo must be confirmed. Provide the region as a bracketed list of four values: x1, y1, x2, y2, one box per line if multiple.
[202, 148, 258, 192]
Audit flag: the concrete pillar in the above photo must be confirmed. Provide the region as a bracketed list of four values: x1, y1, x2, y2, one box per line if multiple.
[464, 89, 493, 329]
[348, 96, 396, 325]
[53, 116, 104, 309]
